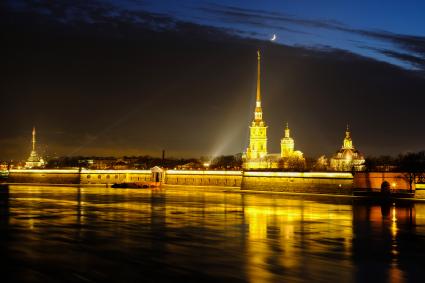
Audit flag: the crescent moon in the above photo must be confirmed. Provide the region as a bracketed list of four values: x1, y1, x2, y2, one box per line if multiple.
[271, 34, 276, 41]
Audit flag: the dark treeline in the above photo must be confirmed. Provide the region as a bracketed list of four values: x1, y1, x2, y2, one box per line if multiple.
[365, 151, 425, 189]
[28, 151, 425, 180]
[45, 156, 200, 170]
[43, 154, 243, 170]
[365, 151, 425, 173]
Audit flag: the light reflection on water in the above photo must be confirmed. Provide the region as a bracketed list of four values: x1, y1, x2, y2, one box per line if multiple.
[1, 185, 425, 282]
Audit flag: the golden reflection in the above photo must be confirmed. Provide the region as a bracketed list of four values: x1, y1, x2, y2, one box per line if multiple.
[392, 205, 397, 222]
[3, 185, 422, 282]
[243, 196, 353, 282]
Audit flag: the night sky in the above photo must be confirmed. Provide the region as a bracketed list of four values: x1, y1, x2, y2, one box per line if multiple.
[1, 0, 425, 160]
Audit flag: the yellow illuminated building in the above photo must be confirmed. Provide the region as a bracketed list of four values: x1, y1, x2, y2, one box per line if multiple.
[330, 125, 365, 171]
[280, 123, 304, 158]
[25, 127, 45, 169]
[279, 123, 305, 169]
[280, 123, 294, 157]
[243, 51, 305, 170]
[243, 50, 270, 169]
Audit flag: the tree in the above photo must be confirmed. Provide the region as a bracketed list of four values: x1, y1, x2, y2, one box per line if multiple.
[278, 156, 306, 171]
[210, 154, 242, 169]
[397, 151, 425, 192]
[365, 155, 396, 172]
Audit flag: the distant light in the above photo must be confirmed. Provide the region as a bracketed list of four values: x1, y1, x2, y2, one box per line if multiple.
[244, 171, 352, 179]
[392, 206, 397, 222]
[203, 162, 210, 168]
[392, 182, 396, 187]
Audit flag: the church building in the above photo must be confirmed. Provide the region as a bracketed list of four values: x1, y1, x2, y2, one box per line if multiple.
[243, 51, 270, 169]
[280, 123, 305, 169]
[25, 127, 45, 169]
[281, 123, 304, 159]
[329, 126, 365, 171]
[243, 51, 304, 170]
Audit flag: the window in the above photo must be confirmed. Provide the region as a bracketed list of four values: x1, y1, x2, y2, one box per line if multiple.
[98, 175, 101, 179]
[106, 175, 110, 179]
[87, 175, 91, 179]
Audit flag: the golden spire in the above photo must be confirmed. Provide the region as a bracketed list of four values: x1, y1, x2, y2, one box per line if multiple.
[253, 50, 263, 122]
[343, 124, 353, 149]
[285, 122, 290, 138]
[256, 50, 261, 103]
[345, 124, 350, 139]
[32, 126, 36, 152]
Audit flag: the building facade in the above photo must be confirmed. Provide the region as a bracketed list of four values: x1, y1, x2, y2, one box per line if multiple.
[330, 126, 365, 171]
[243, 51, 270, 169]
[280, 123, 305, 169]
[243, 51, 305, 170]
[25, 127, 45, 169]
[280, 123, 304, 158]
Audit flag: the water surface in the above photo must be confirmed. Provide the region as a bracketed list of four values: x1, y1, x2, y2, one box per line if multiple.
[1, 185, 425, 282]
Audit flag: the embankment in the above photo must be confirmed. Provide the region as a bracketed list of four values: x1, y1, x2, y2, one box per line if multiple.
[5, 169, 418, 196]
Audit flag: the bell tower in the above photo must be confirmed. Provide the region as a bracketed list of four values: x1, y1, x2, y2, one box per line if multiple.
[342, 124, 354, 149]
[281, 123, 295, 157]
[245, 50, 268, 161]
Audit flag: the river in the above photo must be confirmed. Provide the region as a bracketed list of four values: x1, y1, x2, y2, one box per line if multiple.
[1, 185, 425, 282]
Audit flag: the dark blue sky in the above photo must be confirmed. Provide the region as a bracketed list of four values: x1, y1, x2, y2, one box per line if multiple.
[1, 0, 425, 159]
[112, 0, 425, 70]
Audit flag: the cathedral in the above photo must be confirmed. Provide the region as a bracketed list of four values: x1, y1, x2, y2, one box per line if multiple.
[329, 126, 365, 171]
[242, 51, 365, 172]
[25, 127, 45, 169]
[243, 51, 304, 170]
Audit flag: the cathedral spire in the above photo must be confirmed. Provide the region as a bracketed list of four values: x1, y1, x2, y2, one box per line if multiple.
[254, 50, 263, 122]
[25, 126, 45, 169]
[32, 126, 36, 152]
[343, 125, 353, 149]
[285, 122, 290, 138]
[256, 50, 261, 103]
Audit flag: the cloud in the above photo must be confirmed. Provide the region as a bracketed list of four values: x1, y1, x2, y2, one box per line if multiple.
[200, 4, 347, 30]
[198, 3, 425, 70]
[351, 29, 425, 57]
[360, 45, 425, 70]
[2, 0, 425, 160]
[7, 1, 425, 70]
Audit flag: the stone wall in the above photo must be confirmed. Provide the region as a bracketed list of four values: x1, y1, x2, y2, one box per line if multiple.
[8, 169, 80, 184]
[8, 169, 152, 185]
[7, 169, 422, 197]
[164, 170, 242, 187]
[415, 184, 425, 198]
[241, 171, 354, 194]
[79, 170, 151, 185]
[353, 172, 413, 191]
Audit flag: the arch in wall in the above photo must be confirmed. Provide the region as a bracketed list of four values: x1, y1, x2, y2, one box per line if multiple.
[381, 181, 391, 194]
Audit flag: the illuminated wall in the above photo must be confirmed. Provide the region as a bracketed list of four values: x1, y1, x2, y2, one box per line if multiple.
[165, 170, 242, 187]
[354, 172, 414, 191]
[242, 171, 354, 194]
[8, 169, 422, 196]
[80, 170, 152, 185]
[8, 169, 80, 184]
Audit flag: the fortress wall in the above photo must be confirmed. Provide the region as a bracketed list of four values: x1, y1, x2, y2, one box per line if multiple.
[7, 169, 420, 197]
[241, 172, 354, 194]
[8, 169, 152, 185]
[80, 170, 151, 185]
[164, 170, 242, 187]
[415, 184, 425, 198]
[353, 172, 413, 191]
[8, 169, 80, 184]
